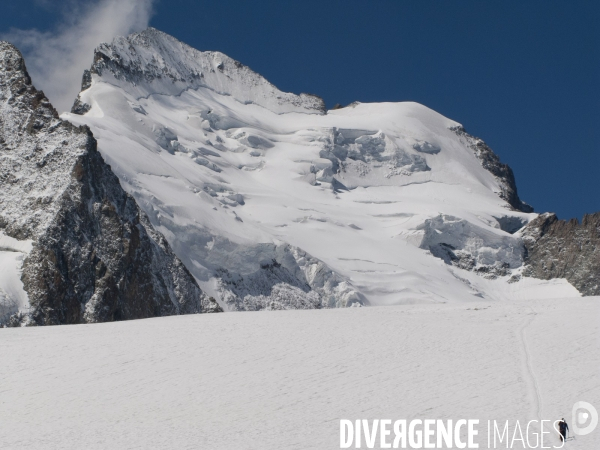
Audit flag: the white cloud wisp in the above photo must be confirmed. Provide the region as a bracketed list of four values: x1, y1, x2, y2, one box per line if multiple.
[3, 0, 155, 113]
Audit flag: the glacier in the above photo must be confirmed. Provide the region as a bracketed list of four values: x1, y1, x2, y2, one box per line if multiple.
[60, 28, 580, 311]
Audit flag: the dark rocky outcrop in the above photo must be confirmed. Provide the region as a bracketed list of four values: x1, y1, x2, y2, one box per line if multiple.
[522, 212, 600, 296]
[0, 41, 220, 326]
[70, 70, 93, 114]
[450, 126, 533, 213]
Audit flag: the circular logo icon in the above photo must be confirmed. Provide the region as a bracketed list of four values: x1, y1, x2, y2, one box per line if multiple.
[572, 401, 598, 436]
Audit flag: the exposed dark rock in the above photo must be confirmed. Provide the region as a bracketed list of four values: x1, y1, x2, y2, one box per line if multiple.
[450, 126, 533, 213]
[0, 41, 219, 326]
[70, 70, 93, 114]
[81, 69, 92, 91]
[70, 96, 91, 115]
[522, 212, 600, 296]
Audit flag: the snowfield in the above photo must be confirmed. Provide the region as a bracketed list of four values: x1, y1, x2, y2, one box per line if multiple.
[1, 297, 598, 449]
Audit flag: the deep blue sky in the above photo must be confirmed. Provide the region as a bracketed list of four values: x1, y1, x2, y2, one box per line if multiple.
[2, 1, 599, 220]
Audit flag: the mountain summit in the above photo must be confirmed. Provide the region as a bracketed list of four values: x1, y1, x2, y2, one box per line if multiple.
[72, 27, 325, 115]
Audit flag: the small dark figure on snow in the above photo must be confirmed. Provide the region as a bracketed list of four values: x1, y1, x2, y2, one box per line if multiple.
[558, 418, 569, 442]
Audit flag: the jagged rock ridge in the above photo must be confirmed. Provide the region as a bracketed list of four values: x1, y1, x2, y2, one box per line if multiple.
[521, 212, 600, 296]
[450, 126, 533, 213]
[0, 41, 220, 326]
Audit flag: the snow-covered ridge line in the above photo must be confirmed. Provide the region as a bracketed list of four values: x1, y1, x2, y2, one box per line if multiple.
[72, 28, 325, 116]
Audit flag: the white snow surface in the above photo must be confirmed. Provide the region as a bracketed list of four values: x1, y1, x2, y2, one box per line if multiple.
[63, 29, 580, 309]
[88, 28, 325, 114]
[0, 234, 31, 321]
[0, 297, 598, 449]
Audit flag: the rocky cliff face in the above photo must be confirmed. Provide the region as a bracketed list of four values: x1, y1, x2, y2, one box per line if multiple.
[450, 126, 533, 213]
[0, 42, 220, 326]
[521, 212, 600, 296]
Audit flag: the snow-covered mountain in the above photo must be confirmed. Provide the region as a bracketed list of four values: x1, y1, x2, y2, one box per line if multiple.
[2, 28, 596, 325]
[0, 41, 220, 326]
[61, 28, 586, 311]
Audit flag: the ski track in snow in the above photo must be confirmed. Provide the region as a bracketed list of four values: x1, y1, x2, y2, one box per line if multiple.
[518, 306, 543, 424]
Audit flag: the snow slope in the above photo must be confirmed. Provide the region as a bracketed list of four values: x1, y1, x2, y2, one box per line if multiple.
[64, 29, 579, 310]
[1, 297, 598, 449]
